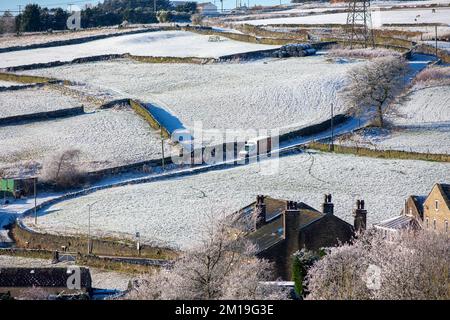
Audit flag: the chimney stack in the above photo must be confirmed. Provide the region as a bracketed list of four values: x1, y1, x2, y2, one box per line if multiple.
[283, 201, 301, 280]
[283, 201, 300, 241]
[253, 195, 266, 230]
[321, 193, 334, 215]
[353, 199, 367, 233]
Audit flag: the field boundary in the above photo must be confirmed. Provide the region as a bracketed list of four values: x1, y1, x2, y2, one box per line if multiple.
[0, 82, 48, 92]
[0, 72, 62, 84]
[129, 99, 171, 139]
[0, 247, 168, 273]
[9, 222, 177, 260]
[414, 43, 450, 63]
[0, 106, 85, 126]
[279, 114, 349, 144]
[186, 25, 307, 45]
[0, 28, 162, 54]
[307, 141, 450, 162]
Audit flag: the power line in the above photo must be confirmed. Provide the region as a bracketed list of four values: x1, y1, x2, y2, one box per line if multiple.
[2, 0, 100, 12]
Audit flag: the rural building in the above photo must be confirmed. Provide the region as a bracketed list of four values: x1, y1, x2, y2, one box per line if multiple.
[0, 267, 92, 299]
[374, 183, 449, 237]
[236, 194, 365, 280]
[197, 2, 218, 15]
[0, 177, 36, 199]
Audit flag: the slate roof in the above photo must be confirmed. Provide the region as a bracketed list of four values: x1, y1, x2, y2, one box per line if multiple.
[410, 195, 425, 215]
[374, 215, 421, 231]
[0, 268, 92, 289]
[437, 183, 450, 209]
[239, 197, 318, 223]
[241, 197, 324, 252]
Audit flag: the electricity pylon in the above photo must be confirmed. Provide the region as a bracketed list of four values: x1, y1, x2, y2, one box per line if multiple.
[345, 0, 375, 49]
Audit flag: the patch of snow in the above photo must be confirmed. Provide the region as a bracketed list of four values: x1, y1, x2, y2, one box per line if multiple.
[20, 56, 363, 141]
[390, 85, 450, 126]
[242, 7, 450, 25]
[23, 151, 450, 249]
[424, 40, 450, 52]
[0, 27, 150, 49]
[0, 88, 81, 119]
[0, 108, 173, 176]
[0, 31, 279, 69]
[338, 127, 450, 154]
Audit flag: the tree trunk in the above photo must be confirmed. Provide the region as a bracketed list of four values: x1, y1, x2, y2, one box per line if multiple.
[377, 104, 384, 128]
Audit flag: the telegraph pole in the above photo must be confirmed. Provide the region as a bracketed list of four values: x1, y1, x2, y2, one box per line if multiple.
[435, 25, 438, 58]
[17, 5, 22, 34]
[161, 128, 165, 170]
[87, 202, 96, 255]
[154, 0, 157, 12]
[329, 103, 335, 152]
[34, 177, 37, 225]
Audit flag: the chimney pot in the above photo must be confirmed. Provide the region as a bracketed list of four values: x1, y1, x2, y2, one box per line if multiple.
[353, 199, 367, 233]
[322, 193, 334, 215]
[254, 195, 266, 230]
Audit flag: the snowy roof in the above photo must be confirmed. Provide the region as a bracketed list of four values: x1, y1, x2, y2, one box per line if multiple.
[374, 215, 420, 231]
[0, 267, 92, 288]
[243, 197, 324, 252]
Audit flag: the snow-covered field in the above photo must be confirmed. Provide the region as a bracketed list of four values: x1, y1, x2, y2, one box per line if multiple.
[338, 85, 450, 154]
[21, 56, 362, 140]
[0, 107, 173, 176]
[424, 40, 450, 52]
[389, 85, 450, 127]
[0, 88, 81, 119]
[24, 151, 449, 249]
[0, 27, 150, 49]
[338, 127, 450, 154]
[0, 30, 279, 69]
[242, 7, 450, 26]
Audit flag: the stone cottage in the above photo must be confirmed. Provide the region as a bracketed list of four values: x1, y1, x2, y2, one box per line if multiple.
[374, 183, 449, 238]
[236, 194, 366, 280]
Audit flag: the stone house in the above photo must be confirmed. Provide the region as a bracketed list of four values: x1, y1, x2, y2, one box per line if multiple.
[0, 267, 92, 299]
[236, 194, 365, 280]
[374, 183, 449, 237]
[197, 2, 218, 15]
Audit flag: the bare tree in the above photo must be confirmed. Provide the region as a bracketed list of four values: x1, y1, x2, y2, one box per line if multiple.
[306, 229, 450, 300]
[41, 149, 85, 189]
[342, 56, 409, 127]
[126, 219, 288, 300]
[0, 11, 15, 34]
[191, 14, 203, 26]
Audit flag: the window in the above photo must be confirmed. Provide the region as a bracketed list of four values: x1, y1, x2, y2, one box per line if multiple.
[426, 217, 429, 228]
[409, 208, 412, 216]
[433, 219, 436, 230]
[446, 221, 448, 234]
[435, 200, 439, 211]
